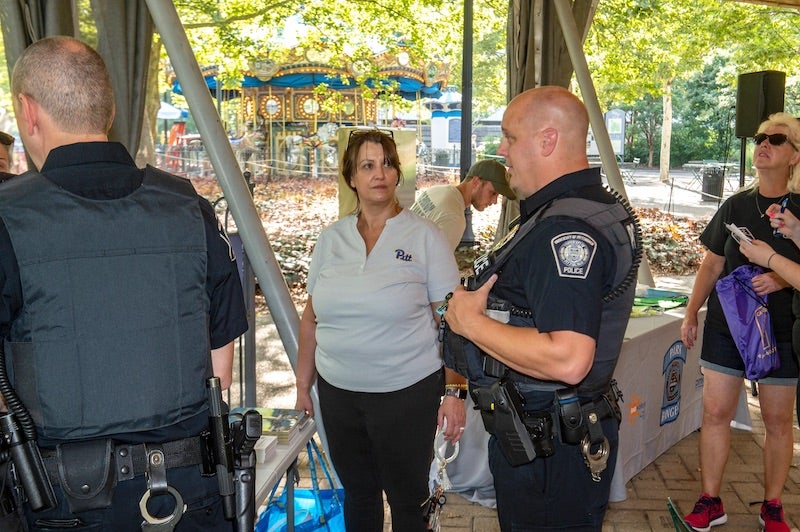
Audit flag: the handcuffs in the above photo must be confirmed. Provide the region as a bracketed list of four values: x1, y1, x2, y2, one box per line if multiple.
[422, 428, 461, 531]
[139, 446, 186, 531]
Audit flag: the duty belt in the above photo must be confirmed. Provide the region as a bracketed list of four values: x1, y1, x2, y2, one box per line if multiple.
[543, 392, 619, 422]
[42, 435, 208, 484]
[522, 383, 623, 481]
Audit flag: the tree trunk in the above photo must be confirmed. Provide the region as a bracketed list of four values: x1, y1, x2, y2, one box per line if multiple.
[659, 78, 673, 183]
[136, 39, 163, 167]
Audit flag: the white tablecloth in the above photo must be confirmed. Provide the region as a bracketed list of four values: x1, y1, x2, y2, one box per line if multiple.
[610, 309, 703, 501]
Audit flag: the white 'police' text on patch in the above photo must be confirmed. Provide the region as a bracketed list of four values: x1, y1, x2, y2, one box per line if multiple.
[551, 232, 596, 280]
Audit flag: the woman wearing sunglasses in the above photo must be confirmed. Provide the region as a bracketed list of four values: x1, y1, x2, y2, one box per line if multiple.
[294, 129, 465, 531]
[680, 112, 800, 532]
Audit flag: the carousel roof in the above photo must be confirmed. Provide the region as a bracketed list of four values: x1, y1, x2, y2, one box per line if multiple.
[172, 48, 449, 101]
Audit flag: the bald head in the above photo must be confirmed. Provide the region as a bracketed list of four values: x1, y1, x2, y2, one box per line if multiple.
[498, 86, 590, 198]
[12, 36, 114, 135]
[513, 86, 589, 145]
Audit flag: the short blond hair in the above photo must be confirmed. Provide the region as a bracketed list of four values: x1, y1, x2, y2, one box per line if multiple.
[752, 112, 800, 192]
[11, 36, 114, 135]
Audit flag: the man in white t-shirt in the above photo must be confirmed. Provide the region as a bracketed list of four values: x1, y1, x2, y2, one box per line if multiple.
[411, 160, 515, 250]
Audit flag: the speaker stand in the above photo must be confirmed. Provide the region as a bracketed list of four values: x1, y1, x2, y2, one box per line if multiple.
[738, 137, 747, 188]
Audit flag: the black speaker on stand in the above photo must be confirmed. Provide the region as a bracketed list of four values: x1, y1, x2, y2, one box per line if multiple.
[735, 70, 785, 186]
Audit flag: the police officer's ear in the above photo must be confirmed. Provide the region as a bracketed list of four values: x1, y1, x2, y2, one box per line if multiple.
[540, 128, 558, 156]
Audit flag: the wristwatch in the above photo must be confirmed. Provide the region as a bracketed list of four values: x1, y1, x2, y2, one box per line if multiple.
[444, 387, 468, 400]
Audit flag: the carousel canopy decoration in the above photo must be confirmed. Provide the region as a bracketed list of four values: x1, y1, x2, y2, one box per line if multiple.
[171, 47, 449, 101]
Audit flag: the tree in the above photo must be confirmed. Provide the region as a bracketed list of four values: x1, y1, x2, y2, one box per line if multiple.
[171, 0, 459, 95]
[624, 95, 663, 167]
[459, 0, 508, 118]
[587, 0, 800, 178]
[589, 0, 729, 179]
[670, 55, 737, 166]
[131, 1, 468, 156]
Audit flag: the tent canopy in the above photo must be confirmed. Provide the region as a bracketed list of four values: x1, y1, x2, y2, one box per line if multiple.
[157, 100, 188, 120]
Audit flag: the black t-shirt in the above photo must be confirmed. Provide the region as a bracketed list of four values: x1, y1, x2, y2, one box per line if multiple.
[0, 142, 248, 444]
[700, 188, 800, 338]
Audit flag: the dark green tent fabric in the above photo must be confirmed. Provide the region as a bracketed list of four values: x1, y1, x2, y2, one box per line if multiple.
[93, 0, 154, 156]
[0, 0, 153, 157]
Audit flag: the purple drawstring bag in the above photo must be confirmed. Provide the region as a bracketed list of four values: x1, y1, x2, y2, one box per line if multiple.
[715, 264, 779, 380]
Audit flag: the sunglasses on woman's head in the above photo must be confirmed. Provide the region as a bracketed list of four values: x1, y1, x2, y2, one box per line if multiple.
[753, 133, 792, 147]
[346, 128, 393, 150]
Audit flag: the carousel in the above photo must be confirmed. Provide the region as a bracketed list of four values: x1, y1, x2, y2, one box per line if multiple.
[172, 48, 449, 179]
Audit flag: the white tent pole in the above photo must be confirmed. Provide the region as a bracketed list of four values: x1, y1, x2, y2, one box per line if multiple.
[143, 0, 342, 463]
[552, 0, 655, 287]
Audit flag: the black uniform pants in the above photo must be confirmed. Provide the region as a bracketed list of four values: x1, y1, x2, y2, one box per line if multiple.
[489, 415, 618, 531]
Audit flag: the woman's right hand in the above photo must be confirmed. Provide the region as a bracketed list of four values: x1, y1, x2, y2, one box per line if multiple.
[295, 389, 315, 417]
[738, 238, 776, 268]
[681, 314, 698, 349]
[295, 296, 317, 418]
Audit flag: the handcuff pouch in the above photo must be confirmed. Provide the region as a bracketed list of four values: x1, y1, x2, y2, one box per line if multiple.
[555, 388, 584, 445]
[55, 439, 116, 513]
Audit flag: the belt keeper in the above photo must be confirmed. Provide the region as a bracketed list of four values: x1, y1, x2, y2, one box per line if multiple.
[583, 405, 605, 447]
[116, 444, 135, 482]
[144, 444, 168, 496]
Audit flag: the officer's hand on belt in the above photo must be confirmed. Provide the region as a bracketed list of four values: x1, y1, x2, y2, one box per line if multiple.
[444, 274, 498, 337]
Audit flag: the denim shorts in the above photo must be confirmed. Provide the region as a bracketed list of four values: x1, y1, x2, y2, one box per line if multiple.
[700, 325, 798, 385]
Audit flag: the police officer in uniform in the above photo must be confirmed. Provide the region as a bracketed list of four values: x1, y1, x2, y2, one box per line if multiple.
[0, 36, 247, 530]
[444, 86, 640, 531]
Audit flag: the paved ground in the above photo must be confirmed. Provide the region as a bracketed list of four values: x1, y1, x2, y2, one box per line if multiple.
[251, 168, 800, 531]
[612, 167, 740, 220]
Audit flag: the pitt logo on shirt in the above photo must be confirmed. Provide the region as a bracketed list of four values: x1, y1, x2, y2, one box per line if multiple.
[395, 249, 413, 262]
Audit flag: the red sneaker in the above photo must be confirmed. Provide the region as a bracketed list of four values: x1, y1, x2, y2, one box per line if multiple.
[683, 493, 727, 532]
[759, 499, 789, 532]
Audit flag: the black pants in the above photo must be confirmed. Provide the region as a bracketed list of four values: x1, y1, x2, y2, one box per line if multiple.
[318, 370, 442, 532]
[23, 464, 231, 531]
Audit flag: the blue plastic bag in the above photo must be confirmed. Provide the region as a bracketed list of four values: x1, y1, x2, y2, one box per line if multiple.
[715, 264, 779, 380]
[256, 440, 345, 532]
[256, 487, 345, 532]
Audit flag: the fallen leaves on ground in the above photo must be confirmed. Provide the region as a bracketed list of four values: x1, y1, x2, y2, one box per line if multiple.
[191, 176, 706, 307]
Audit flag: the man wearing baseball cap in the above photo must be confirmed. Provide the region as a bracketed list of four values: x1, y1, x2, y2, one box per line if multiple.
[0, 131, 15, 178]
[412, 159, 515, 250]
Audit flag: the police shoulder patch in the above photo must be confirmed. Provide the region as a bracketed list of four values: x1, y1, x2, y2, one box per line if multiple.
[550, 232, 597, 280]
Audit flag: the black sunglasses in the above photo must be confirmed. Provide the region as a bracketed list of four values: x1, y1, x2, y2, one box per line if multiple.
[753, 133, 795, 149]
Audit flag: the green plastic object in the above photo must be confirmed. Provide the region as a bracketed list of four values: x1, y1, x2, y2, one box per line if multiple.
[667, 498, 693, 532]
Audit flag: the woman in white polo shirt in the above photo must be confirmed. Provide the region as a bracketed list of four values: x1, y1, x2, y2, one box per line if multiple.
[295, 129, 465, 532]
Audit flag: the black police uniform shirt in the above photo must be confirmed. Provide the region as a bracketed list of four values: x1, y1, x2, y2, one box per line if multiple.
[699, 188, 800, 340]
[490, 169, 617, 384]
[0, 142, 248, 446]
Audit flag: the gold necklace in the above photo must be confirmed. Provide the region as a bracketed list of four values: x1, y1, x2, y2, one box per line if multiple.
[755, 191, 788, 218]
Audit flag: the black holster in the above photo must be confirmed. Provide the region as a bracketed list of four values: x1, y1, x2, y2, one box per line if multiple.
[471, 379, 557, 465]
